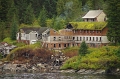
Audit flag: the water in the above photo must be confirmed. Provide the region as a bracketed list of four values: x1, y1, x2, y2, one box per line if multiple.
[0, 72, 120, 79]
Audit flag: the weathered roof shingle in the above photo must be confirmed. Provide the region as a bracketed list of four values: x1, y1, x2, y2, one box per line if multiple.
[82, 10, 103, 18]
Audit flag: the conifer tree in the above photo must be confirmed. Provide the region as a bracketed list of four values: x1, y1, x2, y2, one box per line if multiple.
[38, 6, 47, 27]
[24, 3, 35, 24]
[7, 0, 18, 26]
[79, 41, 88, 56]
[10, 14, 18, 40]
[106, 0, 120, 44]
[0, 22, 5, 41]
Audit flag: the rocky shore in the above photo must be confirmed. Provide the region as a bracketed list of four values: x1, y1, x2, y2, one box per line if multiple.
[0, 62, 120, 75]
[0, 53, 120, 75]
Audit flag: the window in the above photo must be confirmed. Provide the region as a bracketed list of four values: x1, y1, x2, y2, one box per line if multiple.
[93, 37, 94, 41]
[100, 37, 101, 41]
[54, 37, 56, 41]
[68, 43, 70, 47]
[36, 34, 38, 37]
[59, 37, 61, 41]
[80, 37, 82, 41]
[83, 37, 85, 41]
[64, 44, 66, 47]
[77, 37, 79, 41]
[54, 44, 56, 48]
[86, 30, 88, 33]
[90, 31, 92, 33]
[96, 37, 98, 41]
[87, 18, 88, 22]
[84, 30, 86, 33]
[86, 37, 88, 41]
[73, 37, 75, 40]
[59, 44, 61, 47]
[89, 37, 91, 41]
[97, 30, 98, 33]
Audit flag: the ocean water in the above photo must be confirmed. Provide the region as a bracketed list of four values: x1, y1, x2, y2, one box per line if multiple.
[0, 72, 120, 79]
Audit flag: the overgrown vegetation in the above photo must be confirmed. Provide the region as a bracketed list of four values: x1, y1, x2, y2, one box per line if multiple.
[79, 41, 88, 56]
[5, 43, 52, 64]
[61, 46, 120, 70]
[70, 22, 107, 30]
[62, 46, 79, 57]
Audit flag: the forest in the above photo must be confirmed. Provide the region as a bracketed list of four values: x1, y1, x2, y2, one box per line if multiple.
[0, 0, 120, 44]
[0, 0, 108, 41]
[0, 0, 120, 72]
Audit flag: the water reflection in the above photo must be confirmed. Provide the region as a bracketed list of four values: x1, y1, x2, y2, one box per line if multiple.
[0, 73, 120, 79]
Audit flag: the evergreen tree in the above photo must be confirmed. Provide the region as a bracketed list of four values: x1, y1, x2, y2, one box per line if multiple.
[0, 22, 5, 41]
[30, 0, 43, 18]
[10, 14, 18, 40]
[14, 0, 28, 24]
[79, 41, 88, 56]
[56, 0, 82, 22]
[7, 0, 18, 27]
[0, 0, 11, 21]
[106, 0, 120, 44]
[44, 0, 58, 18]
[86, 0, 104, 10]
[24, 3, 35, 24]
[38, 6, 47, 27]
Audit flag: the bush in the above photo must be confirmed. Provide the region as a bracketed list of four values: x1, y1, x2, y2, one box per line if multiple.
[61, 46, 120, 70]
[62, 46, 79, 57]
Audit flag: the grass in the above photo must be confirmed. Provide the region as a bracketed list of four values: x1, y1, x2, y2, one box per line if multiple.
[61, 46, 120, 70]
[70, 22, 107, 30]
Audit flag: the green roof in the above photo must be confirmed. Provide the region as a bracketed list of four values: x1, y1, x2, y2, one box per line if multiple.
[70, 22, 107, 30]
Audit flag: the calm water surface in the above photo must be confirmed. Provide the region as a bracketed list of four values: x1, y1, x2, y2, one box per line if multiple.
[0, 72, 120, 79]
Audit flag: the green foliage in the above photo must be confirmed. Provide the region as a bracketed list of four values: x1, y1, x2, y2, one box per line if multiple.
[38, 6, 47, 27]
[60, 56, 80, 70]
[86, 0, 104, 10]
[46, 17, 66, 30]
[7, 0, 18, 26]
[56, 0, 82, 22]
[70, 22, 107, 30]
[0, 22, 5, 41]
[3, 37, 17, 45]
[106, 0, 120, 44]
[6, 43, 50, 62]
[0, 0, 11, 21]
[24, 3, 35, 24]
[79, 41, 88, 56]
[62, 46, 79, 57]
[10, 14, 18, 40]
[43, 0, 58, 18]
[61, 46, 120, 70]
[3, 37, 12, 43]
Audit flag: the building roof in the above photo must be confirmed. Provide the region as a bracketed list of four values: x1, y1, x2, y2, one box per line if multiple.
[70, 22, 107, 30]
[20, 27, 40, 34]
[20, 27, 49, 35]
[38, 27, 49, 35]
[82, 10, 103, 18]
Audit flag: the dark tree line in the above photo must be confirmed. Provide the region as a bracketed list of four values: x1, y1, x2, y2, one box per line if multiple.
[0, 0, 120, 45]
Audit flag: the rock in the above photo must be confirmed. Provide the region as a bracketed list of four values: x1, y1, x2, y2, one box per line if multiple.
[60, 69, 75, 73]
[0, 61, 3, 65]
[77, 69, 86, 73]
[80, 70, 95, 74]
[93, 70, 105, 74]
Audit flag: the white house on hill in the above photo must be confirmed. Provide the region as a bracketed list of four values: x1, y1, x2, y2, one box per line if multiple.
[82, 10, 106, 22]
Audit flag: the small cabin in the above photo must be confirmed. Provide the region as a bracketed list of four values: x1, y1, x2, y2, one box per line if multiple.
[82, 10, 106, 22]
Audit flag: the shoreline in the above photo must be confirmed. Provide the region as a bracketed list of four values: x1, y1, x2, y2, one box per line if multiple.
[0, 63, 120, 75]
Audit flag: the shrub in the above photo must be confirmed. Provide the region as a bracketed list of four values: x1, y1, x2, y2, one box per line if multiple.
[61, 46, 120, 70]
